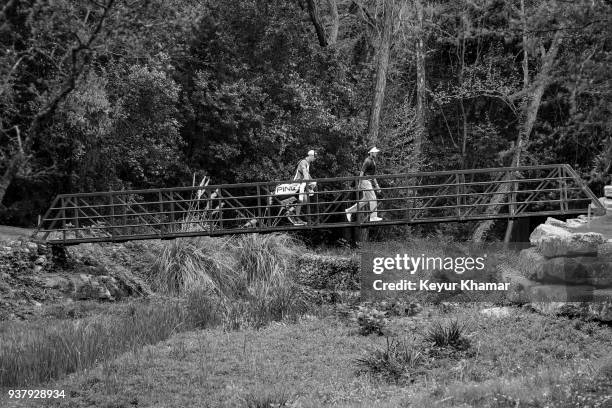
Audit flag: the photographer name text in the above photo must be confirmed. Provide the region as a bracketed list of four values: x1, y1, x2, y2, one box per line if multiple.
[372, 279, 509, 292]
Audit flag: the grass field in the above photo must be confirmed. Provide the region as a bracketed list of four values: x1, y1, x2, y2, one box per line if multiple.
[1, 304, 610, 408]
[1, 234, 611, 407]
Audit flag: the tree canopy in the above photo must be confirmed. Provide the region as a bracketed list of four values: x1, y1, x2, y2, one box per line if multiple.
[1, 0, 610, 236]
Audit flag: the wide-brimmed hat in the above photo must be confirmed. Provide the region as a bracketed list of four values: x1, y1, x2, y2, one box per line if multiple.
[369, 147, 380, 153]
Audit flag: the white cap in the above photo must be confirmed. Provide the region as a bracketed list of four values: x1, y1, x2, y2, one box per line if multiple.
[307, 149, 316, 156]
[369, 147, 380, 153]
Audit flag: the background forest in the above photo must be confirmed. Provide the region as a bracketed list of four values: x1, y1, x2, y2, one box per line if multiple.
[1, 0, 611, 233]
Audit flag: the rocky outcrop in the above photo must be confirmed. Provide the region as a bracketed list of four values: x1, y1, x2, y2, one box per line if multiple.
[539, 257, 612, 287]
[0, 239, 153, 320]
[543, 216, 589, 230]
[541, 217, 573, 230]
[529, 223, 604, 257]
[517, 247, 546, 279]
[597, 242, 612, 259]
[516, 217, 612, 321]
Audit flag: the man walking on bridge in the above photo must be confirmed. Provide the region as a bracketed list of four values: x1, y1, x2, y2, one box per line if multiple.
[292, 149, 317, 225]
[345, 147, 383, 222]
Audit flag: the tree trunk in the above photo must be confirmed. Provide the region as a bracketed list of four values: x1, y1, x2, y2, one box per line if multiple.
[472, 30, 562, 242]
[305, 0, 329, 47]
[504, 0, 530, 244]
[367, 0, 394, 146]
[414, 0, 426, 156]
[328, 0, 339, 44]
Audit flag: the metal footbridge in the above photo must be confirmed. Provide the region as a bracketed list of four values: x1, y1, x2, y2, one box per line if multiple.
[33, 164, 605, 245]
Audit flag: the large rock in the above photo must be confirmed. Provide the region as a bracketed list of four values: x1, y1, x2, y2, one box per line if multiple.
[597, 241, 612, 260]
[529, 224, 572, 243]
[538, 257, 612, 287]
[517, 247, 546, 279]
[566, 218, 588, 228]
[589, 197, 608, 216]
[530, 224, 604, 257]
[540, 231, 605, 257]
[545, 217, 588, 230]
[545, 217, 570, 230]
[496, 264, 534, 303]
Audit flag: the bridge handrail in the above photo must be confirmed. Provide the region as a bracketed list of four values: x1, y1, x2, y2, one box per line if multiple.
[50, 164, 568, 199]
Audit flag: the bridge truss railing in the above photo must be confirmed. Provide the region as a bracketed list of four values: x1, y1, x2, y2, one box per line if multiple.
[33, 164, 605, 244]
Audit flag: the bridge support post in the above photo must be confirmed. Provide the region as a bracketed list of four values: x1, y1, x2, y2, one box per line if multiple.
[51, 245, 69, 266]
[358, 227, 369, 244]
[345, 226, 369, 246]
[504, 219, 514, 247]
[507, 217, 530, 243]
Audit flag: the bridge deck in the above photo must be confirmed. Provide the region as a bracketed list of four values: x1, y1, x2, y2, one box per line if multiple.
[32, 164, 605, 245]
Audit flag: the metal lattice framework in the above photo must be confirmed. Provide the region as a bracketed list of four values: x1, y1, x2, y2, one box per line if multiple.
[32, 164, 605, 245]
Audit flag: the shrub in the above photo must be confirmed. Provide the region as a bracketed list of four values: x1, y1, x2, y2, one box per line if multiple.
[234, 233, 300, 283]
[377, 299, 422, 317]
[353, 306, 388, 336]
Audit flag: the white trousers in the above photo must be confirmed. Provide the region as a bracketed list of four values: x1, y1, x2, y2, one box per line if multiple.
[346, 180, 378, 218]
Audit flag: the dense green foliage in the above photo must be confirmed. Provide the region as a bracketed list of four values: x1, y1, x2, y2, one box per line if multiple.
[1, 0, 610, 226]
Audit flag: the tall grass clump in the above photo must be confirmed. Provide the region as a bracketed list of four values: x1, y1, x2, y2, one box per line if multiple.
[234, 233, 299, 282]
[355, 337, 426, 383]
[153, 233, 309, 329]
[242, 386, 292, 408]
[425, 319, 471, 351]
[152, 236, 238, 296]
[0, 301, 185, 387]
[232, 234, 307, 326]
